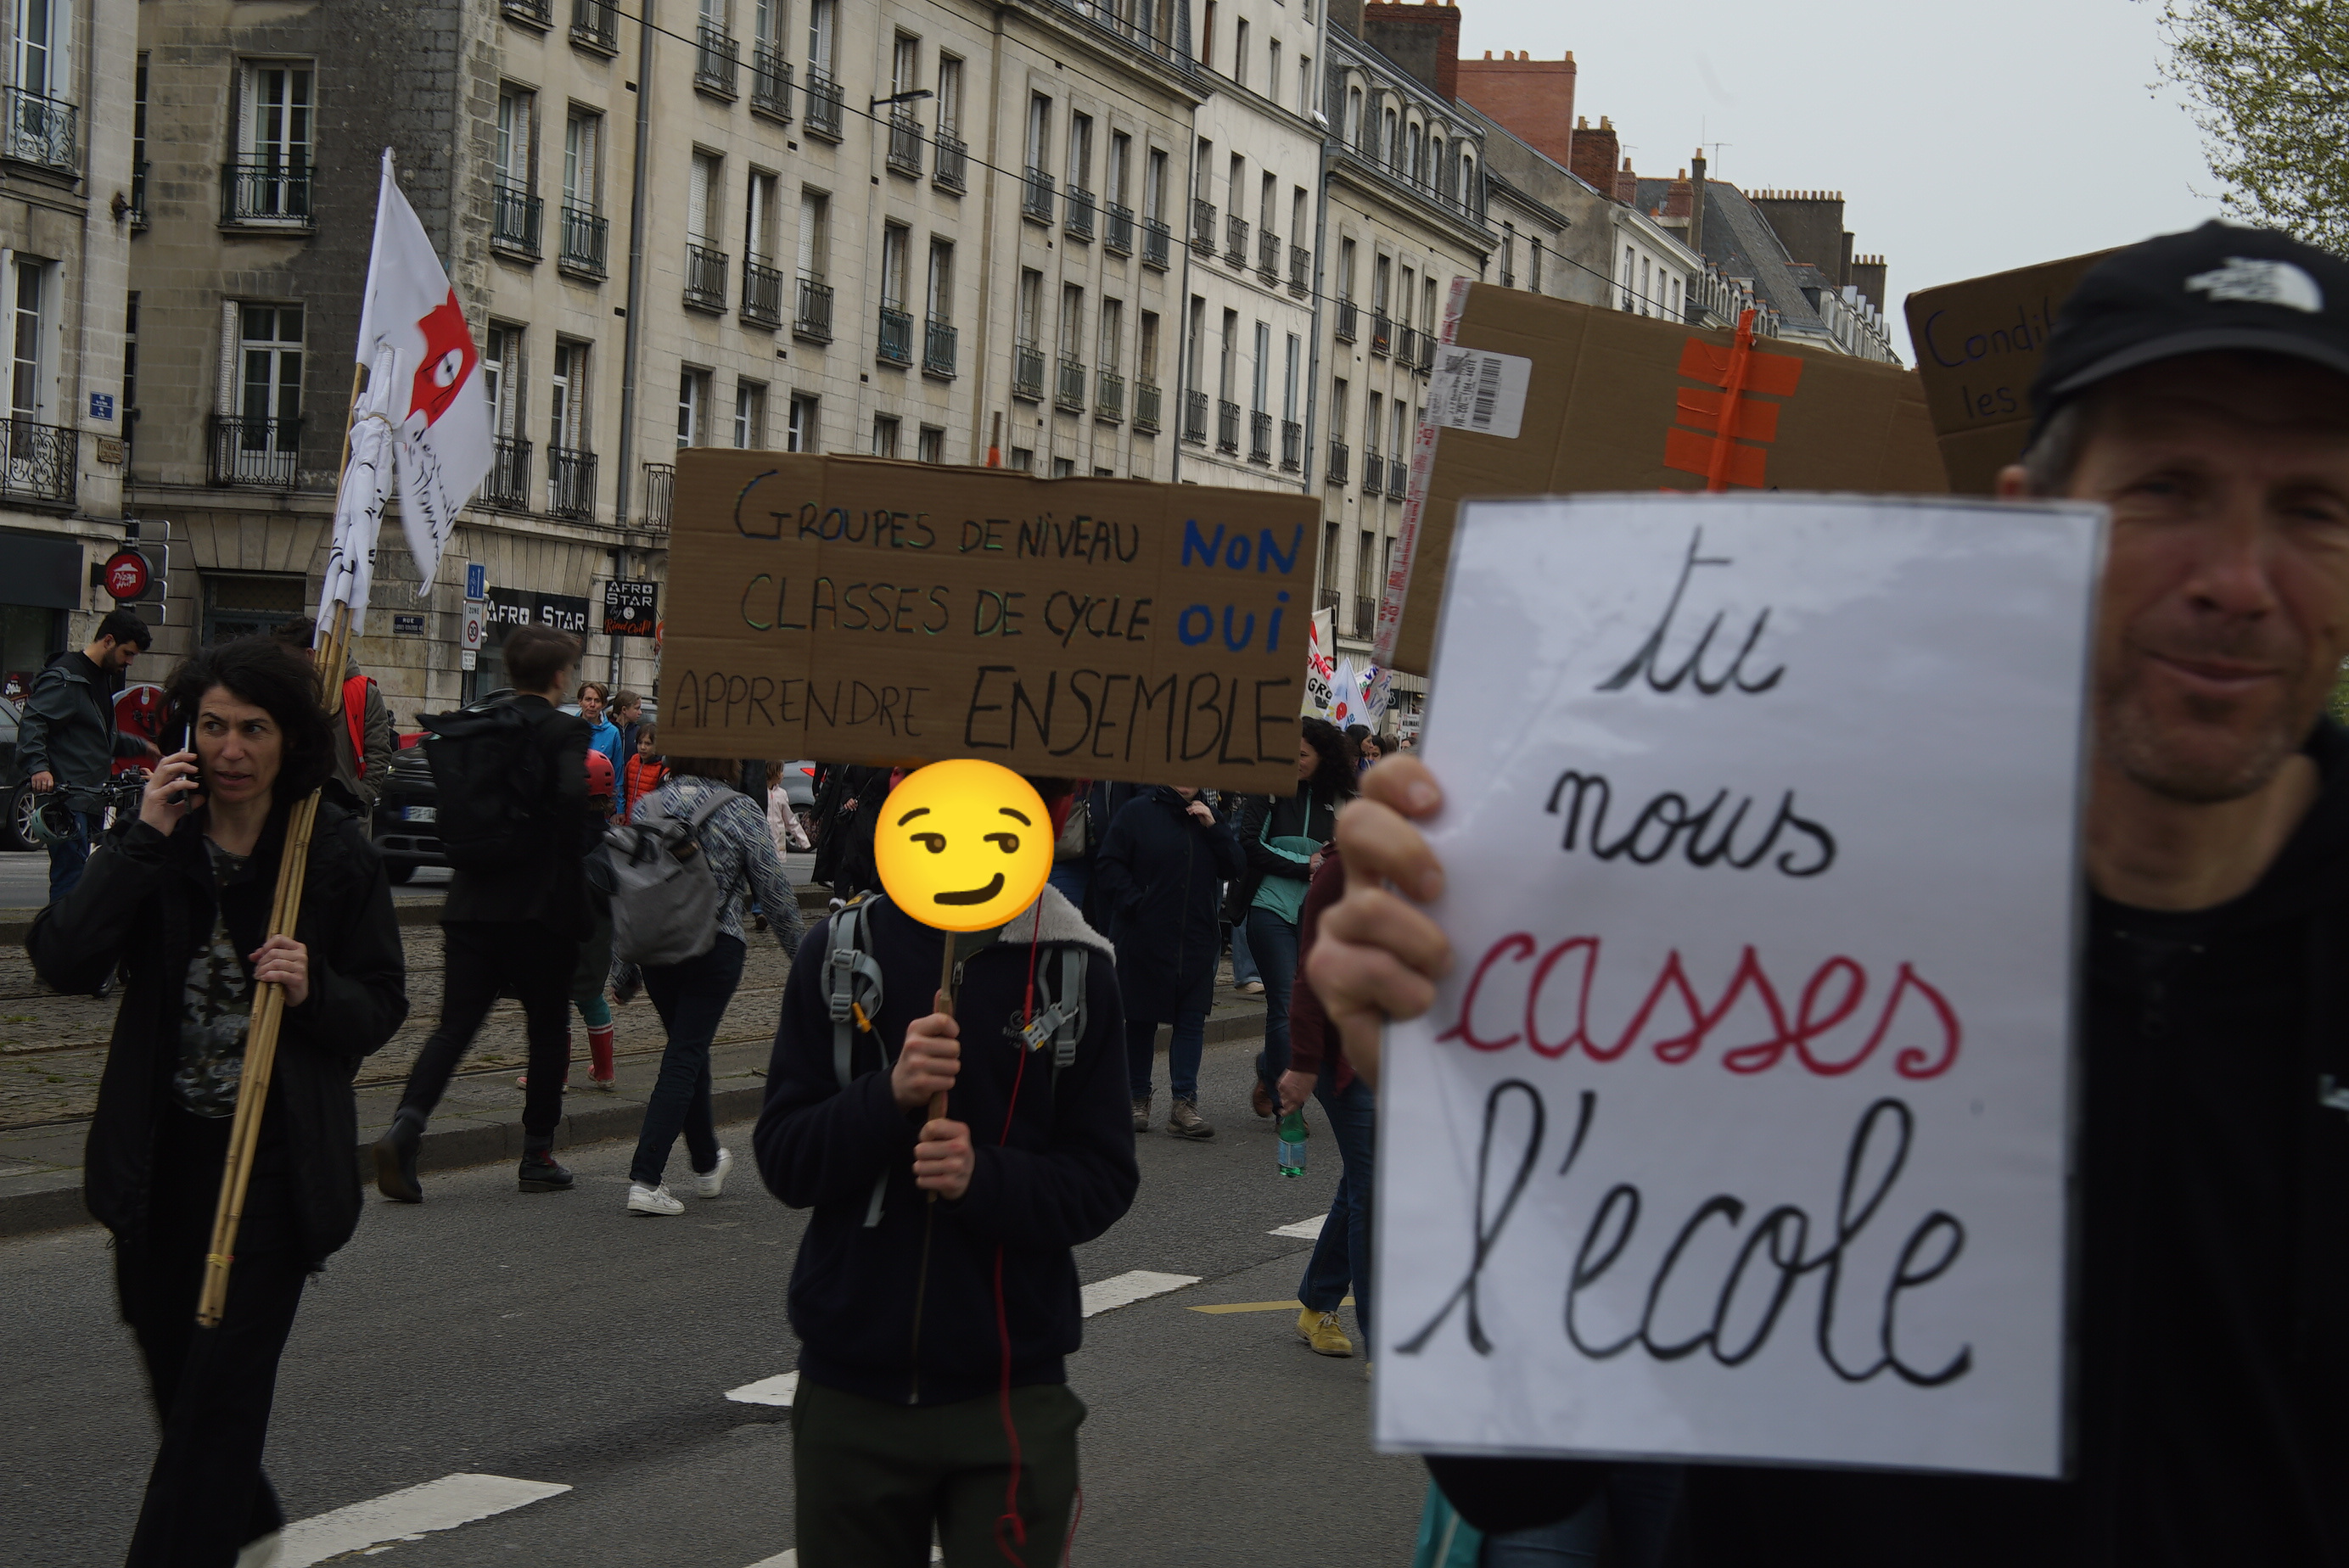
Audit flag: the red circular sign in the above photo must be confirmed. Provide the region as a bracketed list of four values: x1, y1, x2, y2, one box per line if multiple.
[101, 548, 149, 602]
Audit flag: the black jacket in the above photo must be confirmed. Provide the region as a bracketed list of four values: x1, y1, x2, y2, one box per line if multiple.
[20, 648, 143, 808]
[1226, 782, 1346, 922]
[28, 802, 407, 1270]
[1432, 722, 2349, 1567]
[442, 694, 591, 934]
[754, 888, 1137, 1406]
[1092, 787, 1244, 1022]
[810, 764, 890, 896]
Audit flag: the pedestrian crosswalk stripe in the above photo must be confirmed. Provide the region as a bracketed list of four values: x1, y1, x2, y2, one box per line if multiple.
[726, 1371, 801, 1406]
[278, 1473, 570, 1566]
[747, 1544, 943, 1565]
[1079, 1269, 1202, 1316]
[1188, 1295, 1356, 1314]
[1269, 1216, 1326, 1239]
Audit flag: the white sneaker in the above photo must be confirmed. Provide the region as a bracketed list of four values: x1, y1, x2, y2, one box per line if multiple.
[235, 1534, 283, 1568]
[626, 1183, 684, 1216]
[692, 1146, 733, 1200]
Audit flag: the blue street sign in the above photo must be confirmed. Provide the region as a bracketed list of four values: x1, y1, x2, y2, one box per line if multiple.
[88, 393, 114, 421]
[466, 563, 487, 599]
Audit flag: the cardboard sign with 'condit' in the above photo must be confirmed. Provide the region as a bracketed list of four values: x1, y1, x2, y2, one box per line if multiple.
[1903, 249, 2116, 495]
[655, 452, 1320, 793]
[1377, 283, 1946, 676]
[1376, 491, 2101, 1478]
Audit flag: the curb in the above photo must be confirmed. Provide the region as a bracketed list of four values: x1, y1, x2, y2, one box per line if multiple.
[0, 1012, 1267, 1240]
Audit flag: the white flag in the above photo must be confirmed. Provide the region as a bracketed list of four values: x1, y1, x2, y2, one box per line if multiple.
[320, 345, 396, 633]
[1302, 606, 1336, 718]
[353, 148, 492, 596]
[1330, 656, 1366, 728]
[1360, 662, 1391, 726]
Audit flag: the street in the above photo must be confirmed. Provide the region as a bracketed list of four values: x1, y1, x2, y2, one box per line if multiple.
[1, 1029, 1422, 1566]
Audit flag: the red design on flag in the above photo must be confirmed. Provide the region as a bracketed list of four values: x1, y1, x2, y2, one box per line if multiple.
[408, 290, 478, 428]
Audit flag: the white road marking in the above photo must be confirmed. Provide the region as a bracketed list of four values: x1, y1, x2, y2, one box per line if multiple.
[1270, 1216, 1326, 1239]
[747, 1546, 942, 1565]
[1080, 1269, 1201, 1317]
[278, 1474, 569, 1566]
[726, 1370, 801, 1406]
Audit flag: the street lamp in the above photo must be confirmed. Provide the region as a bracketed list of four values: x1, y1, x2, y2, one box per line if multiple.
[869, 88, 933, 112]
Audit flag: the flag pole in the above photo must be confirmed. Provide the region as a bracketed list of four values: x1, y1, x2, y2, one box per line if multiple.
[196, 366, 367, 1329]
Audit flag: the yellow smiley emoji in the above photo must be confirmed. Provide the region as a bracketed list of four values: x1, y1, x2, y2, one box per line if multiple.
[873, 759, 1055, 932]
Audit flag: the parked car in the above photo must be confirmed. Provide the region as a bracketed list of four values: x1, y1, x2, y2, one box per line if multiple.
[371, 686, 516, 882]
[0, 697, 32, 851]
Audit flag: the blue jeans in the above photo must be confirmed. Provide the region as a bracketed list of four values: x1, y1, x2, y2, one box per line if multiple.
[1127, 962, 1214, 1102]
[1246, 907, 1299, 1096]
[1229, 917, 1260, 985]
[46, 809, 95, 904]
[1298, 1068, 1376, 1342]
[630, 935, 745, 1186]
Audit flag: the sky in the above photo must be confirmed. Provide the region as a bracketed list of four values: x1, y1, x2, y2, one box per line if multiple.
[1453, 0, 2226, 362]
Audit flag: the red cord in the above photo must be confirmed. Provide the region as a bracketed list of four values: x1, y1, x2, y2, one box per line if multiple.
[992, 928, 1045, 1563]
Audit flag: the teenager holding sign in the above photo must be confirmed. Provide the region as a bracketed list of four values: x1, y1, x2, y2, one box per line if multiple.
[1314, 224, 2349, 1563]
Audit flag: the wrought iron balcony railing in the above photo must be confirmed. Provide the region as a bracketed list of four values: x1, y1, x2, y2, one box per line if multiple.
[684, 243, 728, 311]
[1393, 325, 1417, 368]
[1012, 339, 1045, 401]
[1280, 418, 1302, 473]
[923, 316, 957, 378]
[1257, 228, 1281, 282]
[804, 69, 843, 139]
[1326, 440, 1348, 486]
[793, 273, 833, 341]
[1216, 398, 1240, 454]
[7, 88, 77, 173]
[547, 446, 597, 519]
[0, 418, 75, 507]
[558, 204, 608, 277]
[1354, 593, 1376, 640]
[1022, 166, 1054, 224]
[1361, 446, 1382, 494]
[748, 43, 792, 119]
[1369, 310, 1392, 356]
[694, 26, 739, 98]
[1141, 216, 1171, 269]
[1064, 185, 1095, 242]
[221, 160, 311, 225]
[1191, 199, 1216, 255]
[210, 415, 302, 489]
[1181, 389, 1208, 444]
[1225, 213, 1248, 266]
[485, 436, 532, 509]
[1095, 367, 1124, 423]
[886, 109, 923, 176]
[641, 462, 675, 530]
[1288, 244, 1311, 297]
[1388, 456, 1409, 497]
[570, 0, 619, 51]
[1248, 410, 1272, 464]
[1102, 202, 1133, 255]
[741, 255, 783, 327]
[129, 160, 148, 228]
[491, 182, 541, 258]
[1334, 300, 1357, 342]
[1055, 355, 1087, 413]
[878, 305, 912, 366]
[933, 132, 967, 192]
[1133, 378, 1162, 434]
[503, 0, 552, 26]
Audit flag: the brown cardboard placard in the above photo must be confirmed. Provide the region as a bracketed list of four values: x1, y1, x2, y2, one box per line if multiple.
[1378, 283, 1945, 675]
[656, 451, 1320, 792]
[1903, 249, 2116, 495]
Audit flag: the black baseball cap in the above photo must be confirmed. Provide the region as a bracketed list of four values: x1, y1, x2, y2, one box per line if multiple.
[2028, 221, 2349, 442]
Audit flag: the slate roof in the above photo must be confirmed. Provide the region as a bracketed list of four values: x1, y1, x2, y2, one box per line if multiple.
[1632, 176, 1829, 334]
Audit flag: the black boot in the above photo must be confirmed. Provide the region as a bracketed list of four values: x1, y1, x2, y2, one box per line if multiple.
[518, 1138, 574, 1193]
[372, 1109, 425, 1203]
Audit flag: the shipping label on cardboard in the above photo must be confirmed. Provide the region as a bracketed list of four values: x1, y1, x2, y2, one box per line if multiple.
[1427, 347, 1532, 440]
[655, 453, 1320, 792]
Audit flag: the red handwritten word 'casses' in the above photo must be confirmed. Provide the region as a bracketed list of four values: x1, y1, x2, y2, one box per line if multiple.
[1434, 933, 1961, 1080]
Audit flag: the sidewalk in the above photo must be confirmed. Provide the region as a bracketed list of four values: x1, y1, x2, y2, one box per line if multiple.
[0, 912, 1270, 1236]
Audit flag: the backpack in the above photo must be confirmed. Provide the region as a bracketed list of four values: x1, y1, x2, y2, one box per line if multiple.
[605, 785, 736, 967]
[826, 893, 1090, 1227]
[422, 703, 549, 872]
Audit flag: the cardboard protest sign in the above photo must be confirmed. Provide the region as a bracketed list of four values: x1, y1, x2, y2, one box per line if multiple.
[1376, 493, 2100, 1478]
[656, 452, 1319, 793]
[1904, 249, 2116, 495]
[1377, 283, 1947, 676]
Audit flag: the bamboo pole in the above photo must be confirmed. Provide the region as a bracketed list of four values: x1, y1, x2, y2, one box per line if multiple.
[196, 364, 367, 1328]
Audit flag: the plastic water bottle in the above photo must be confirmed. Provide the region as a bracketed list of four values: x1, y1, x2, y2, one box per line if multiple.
[1277, 1110, 1309, 1177]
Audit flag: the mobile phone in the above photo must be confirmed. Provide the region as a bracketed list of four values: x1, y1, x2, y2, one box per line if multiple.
[165, 721, 194, 804]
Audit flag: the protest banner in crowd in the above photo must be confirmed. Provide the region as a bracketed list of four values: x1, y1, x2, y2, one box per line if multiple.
[1303, 606, 1336, 718]
[1376, 284, 1947, 675]
[1376, 492, 2101, 1478]
[1903, 249, 2116, 493]
[657, 452, 1319, 792]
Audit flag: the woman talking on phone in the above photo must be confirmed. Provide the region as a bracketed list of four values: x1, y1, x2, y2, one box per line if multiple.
[30, 636, 406, 1567]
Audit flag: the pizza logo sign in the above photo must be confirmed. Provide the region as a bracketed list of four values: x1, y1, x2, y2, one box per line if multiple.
[407, 290, 479, 429]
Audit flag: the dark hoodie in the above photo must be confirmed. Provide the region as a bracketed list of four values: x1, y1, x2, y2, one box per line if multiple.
[1432, 722, 2349, 1566]
[754, 887, 1137, 1406]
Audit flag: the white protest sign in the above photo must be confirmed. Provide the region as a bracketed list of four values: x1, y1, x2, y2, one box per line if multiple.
[1375, 493, 2101, 1480]
[1304, 606, 1336, 717]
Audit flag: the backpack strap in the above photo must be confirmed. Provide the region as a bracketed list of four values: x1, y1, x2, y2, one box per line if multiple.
[1011, 944, 1090, 1090]
[821, 894, 894, 1229]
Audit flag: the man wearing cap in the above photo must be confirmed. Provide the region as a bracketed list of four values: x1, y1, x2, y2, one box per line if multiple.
[1311, 221, 2349, 1564]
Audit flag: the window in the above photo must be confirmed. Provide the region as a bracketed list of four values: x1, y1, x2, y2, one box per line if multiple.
[1382, 105, 1398, 169]
[677, 367, 710, 446]
[8, 258, 46, 421]
[688, 149, 721, 244]
[495, 85, 534, 191]
[1232, 18, 1247, 87]
[1059, 283, 1084, 360]
[925, 238, 953, 321]
[1337, 238, 1355, 301]
[1218, 308, 1237, 401]
[734, 379, 765, 446]
[563, 109, 600, 209]
[1017, 269, 1042, 344]
[1500, 223, 1514, 286]
[1374, 253, 1391, 315]
[235, 62, 312, 219]
[752, 0, 778, 44]
[132, 53, 147, 208]
[15, 0, 62, 97]
[1400, 266, 1416, 327]
[482, 324, 522, 439]
[805, 0, 833, 73]
[1108, 131, 1130, 208]
[1051, 456, 1074, 479]
[1345, 86, 1362, 148]
[787, 392, 818, 451]
[880, 223, 908, 308]
[550, 340, 587, 448]
[1408, 121, 1425, 184]
[1321, 519, 1340, 596]
[1365, 389, 1382, 449]
[1099, 298, 1123, 370]
[1200, 0, 1215, 70]
[1531, 238, 1543, 294]
[1282, 332, 1299, 419]
[1145, 147, 1166, 221]
[1251, 321, 1270, 412]
[1298, 53, 1311, 112]
[872, 413, 899, 457]
[122, 288, 137, 438]
[1067, 112, 1091, 192]
[1639, 255, 1651, 315]
[797, 187, 828, 277]
[1267, 39, 1280, 103]
[1355, 527, 1374, 603]
[1139, 310, 1159, 378]
[1621, 245, 1634, 311]
[1259, 170, 1276, 232]
[937, 55, 961, 133]
[1227, 152, 1244, 215]
[1009, 445, 1033, 472]
[917, 424, 945, 463]
[1185, 294, 1205, 387]
[236, 303, 301, 427]
[1390, 397, 1407, 456]
[1025, 94, 1050, 172]
[744, 169, 778, 261]
[1422, 277, 1437, 333]
[890, 32, 917, 95]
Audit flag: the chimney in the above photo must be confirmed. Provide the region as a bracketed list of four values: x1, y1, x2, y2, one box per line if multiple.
[1688, 148, 1707, 260]
[1455, 47, 1578, 166]
[1614, 155, 1638, 205]
[1567, 113, 1617, 193]
[1849, 254, 1888, 314]
[1661, 168, 1693, 222]
[1360, 0, 1463, 102]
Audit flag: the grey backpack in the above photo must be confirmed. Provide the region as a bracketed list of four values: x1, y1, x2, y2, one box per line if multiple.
[605, 786, 735, 967]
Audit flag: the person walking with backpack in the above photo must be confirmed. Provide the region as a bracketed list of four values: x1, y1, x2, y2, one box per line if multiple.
[20, 606, 160, 904]
[373, 626, 592, 1201]
[754, 775, 1135, 1565]
[618, 756, 801, 1216]
[1092, 785, 1243, 1139]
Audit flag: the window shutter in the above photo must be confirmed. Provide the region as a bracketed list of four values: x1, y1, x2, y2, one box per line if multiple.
[216, 300, 238, 416]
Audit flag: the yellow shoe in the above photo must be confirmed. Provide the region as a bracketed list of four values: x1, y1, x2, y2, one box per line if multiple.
[1297, 1307, 1354, 1357]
